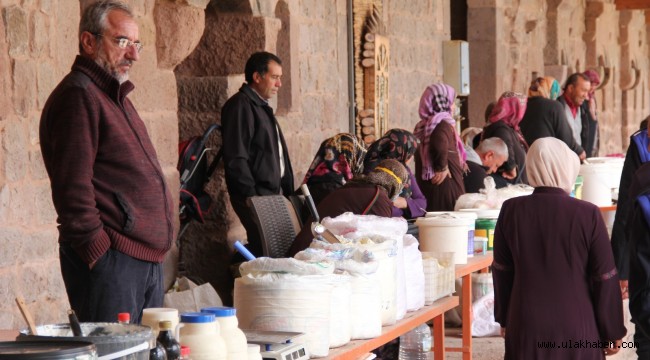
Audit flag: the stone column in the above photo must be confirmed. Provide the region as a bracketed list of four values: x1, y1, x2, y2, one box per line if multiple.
[467, 0, 502, 126]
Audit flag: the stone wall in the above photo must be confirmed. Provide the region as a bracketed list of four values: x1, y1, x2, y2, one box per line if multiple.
[1, 0, 649, 332]
[385, 0, 450, 130]
[0, 0, 206, 329]
[467, 0, 649, 156]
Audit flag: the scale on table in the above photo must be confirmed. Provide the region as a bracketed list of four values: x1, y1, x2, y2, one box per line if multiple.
[243, 329, 309, 360]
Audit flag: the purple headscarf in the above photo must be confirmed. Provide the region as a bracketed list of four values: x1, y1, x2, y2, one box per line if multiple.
[413, 83, 467, 180]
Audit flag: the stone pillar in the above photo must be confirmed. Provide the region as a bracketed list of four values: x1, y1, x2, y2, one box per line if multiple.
[467, 0, 501, 126]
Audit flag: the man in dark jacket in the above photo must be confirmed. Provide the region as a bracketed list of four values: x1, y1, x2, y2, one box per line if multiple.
[520, 96, 586, 160]
[557, 73, 595, 157]
[222, 52, 294, 257]
[40, 0, 174, 322]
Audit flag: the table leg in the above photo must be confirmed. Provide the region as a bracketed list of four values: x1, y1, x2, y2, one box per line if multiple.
[433, 313, 445, 360]
[462, 273, 472, 360]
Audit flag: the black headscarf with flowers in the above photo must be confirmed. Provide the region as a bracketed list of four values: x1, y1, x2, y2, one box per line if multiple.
[302, 133, 366, 187]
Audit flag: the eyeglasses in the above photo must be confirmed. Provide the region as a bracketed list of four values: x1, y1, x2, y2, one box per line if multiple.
[94, 33, 143, 53]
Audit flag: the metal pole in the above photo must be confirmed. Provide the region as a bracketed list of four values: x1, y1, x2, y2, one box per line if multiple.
[346, 0, 356, 133]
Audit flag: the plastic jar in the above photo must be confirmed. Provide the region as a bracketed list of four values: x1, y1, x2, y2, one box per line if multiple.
[475, 218, 497, 251]
[246, 344, 262, 360]
[201, 307, 248, 360]
[177, 312, 226, 360]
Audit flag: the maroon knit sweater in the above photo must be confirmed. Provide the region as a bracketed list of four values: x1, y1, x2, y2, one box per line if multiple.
[40, 56, 175, 264]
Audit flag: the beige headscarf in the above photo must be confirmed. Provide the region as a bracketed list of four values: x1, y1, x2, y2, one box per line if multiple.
[526, 137, 580, 194]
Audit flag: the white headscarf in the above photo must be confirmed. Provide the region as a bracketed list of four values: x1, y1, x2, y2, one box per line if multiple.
[526, 137, 580, 194]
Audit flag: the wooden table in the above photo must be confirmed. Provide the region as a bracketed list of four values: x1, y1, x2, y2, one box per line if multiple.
[327, 295, 459, 360]
[445, 252, 494, 360]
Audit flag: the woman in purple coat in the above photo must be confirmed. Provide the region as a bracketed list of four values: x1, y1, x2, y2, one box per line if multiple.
[493, 137, 625, 359]
[363, 129, 426, 218]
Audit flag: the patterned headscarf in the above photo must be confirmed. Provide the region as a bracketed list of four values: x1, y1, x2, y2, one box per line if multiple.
[413, 83, 467, 181]
[526, 137, 579, 194]
[528, 77, 561, 100]
[488, 91, 529, 150]
[362, 159, 409, 200]
[363, 129, 418, 198]
[302, 133, 366, 186]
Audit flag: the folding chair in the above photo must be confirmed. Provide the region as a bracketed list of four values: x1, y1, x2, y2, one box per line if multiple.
[247, 195, 302, 258]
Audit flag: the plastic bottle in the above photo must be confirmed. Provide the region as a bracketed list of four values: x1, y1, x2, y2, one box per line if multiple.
[246, 344, 262, 360]
[180, 345, 191, 360]
[158, 320, 182, 360]
[150, 341, 168, 360]
[398, 323, 433, 360]
[201, 307, 248, 360]
[177, 312, 226, 360]
[117, 312, 130, 324]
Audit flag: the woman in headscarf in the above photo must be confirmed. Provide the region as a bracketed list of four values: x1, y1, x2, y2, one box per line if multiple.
[520, 77, 585, 160]
[287, 159, 409, 256]
[363, 129, 426, 218]
[493, 137, 625, 359]
[481, 91, 528, 187]
[301, 133, 366, 206]
[527, 76, 561, 100]
[413, 83, 466, 211]
[583, 69, 601, 157]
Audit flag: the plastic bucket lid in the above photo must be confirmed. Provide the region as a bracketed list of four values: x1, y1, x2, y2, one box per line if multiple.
[424, 211, 478, 221]
[458, 208, 500, 219]
[18, 323, 152, 360]
[416, 214, 476, 227]
[0, 340, 96, 359]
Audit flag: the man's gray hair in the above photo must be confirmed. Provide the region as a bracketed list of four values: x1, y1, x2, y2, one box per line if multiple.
[79, 0, 134, 53]
[477, 137, 508, 158]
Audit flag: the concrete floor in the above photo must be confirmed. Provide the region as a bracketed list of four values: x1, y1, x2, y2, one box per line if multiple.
[444, 299, 637, 359]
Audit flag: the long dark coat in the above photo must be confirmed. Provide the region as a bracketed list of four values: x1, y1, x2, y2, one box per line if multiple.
[493, 187, 625, 359]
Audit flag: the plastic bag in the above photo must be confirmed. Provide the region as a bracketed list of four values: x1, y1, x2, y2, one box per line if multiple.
[471, 292, 501, 337]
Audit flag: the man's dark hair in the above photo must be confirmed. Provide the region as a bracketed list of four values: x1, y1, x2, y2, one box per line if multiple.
[563, 73, 590, 91]
[244, 52, 282, 83]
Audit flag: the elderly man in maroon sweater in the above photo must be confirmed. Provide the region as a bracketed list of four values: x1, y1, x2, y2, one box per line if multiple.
[39, 0, 174, 323]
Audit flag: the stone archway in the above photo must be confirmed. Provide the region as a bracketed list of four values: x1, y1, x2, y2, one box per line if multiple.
[173, 0, 289, 305]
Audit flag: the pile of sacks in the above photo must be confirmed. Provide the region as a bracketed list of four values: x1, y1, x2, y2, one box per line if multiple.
[233, 213, 428, 358]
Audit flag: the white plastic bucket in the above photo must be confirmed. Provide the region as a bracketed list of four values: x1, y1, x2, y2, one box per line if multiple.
[579, 157, 624, 206]
[425, 212, 477, 258]
[415, 215, 475, 264]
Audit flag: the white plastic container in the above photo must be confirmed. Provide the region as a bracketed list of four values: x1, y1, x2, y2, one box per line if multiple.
[579, 157, 624, 206]
[142, 307, 179, 338]
[426, 211, 477, 258]
[177, 312, 227, 360]
[247, 344, 262, 360]
[415, 215, 475, 264]
[201, 307, 248, 360]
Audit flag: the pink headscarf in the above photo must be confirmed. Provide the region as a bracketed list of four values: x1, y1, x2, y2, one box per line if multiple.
[413, 83, 467, 180]
[488, 91, 529, 150]
[583, 69, 601, 88]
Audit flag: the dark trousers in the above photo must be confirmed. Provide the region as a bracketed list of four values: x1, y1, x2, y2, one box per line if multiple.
[636, 327, 650, 359]
[59, 243, 163, 324]
[230, 196, 263, 259]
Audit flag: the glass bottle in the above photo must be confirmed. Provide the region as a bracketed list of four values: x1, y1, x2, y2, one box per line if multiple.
[398, 323, 433, 360]
[157, 320, 181, 360]
[117, 312, 130, 324]
[150, 341, 168, 360]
